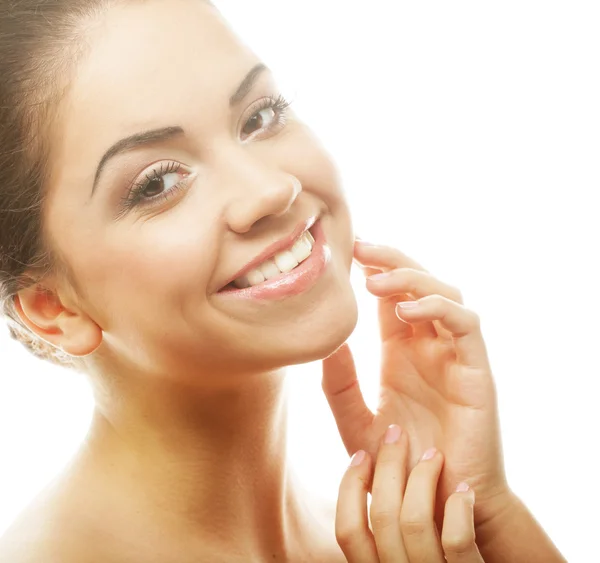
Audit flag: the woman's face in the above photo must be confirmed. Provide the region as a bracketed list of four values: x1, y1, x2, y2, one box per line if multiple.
[44, 0, 358, 381]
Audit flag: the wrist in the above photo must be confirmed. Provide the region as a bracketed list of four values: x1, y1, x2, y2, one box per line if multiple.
[474, 486, 520, 540]
[474, 488, 567, 563]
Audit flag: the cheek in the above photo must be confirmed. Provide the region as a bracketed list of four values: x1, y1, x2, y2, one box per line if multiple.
[287, 128, 352, 226]
[282, 129, 354, 261]
[116, 233, 211, 293]
[66, 219, 216, 323]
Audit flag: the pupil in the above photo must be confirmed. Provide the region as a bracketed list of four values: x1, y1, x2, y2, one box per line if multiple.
[243, 114, 262, 135]
[144, 178, 164, 198]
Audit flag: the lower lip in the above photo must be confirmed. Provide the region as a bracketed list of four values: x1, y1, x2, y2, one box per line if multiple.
[216, 220, 331, 301]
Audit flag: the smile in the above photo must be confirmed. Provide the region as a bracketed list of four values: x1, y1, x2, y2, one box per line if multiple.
[216, 219, 330, 301]
[226, 229, 315, 290]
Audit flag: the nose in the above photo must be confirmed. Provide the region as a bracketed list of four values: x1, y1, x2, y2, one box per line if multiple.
[224, 162, 302, 235]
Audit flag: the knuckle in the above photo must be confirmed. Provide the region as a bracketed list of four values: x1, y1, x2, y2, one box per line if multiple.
[442, 529, 476, 555]
[369, 509, 398, 532]
[399, 513, 429, 538]
[335, 525, 362, 551]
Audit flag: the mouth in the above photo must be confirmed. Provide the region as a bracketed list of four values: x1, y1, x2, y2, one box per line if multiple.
[217, 216, 319, 292]
[216, 218, 330, 300]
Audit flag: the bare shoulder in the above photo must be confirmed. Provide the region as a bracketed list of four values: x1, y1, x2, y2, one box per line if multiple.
[0, 527, 66, 563]
[0, 502, 70, 563]
[0, 478, 100, 563]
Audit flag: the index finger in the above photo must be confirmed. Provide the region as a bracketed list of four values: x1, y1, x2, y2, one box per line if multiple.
[353, 240, 428, 273]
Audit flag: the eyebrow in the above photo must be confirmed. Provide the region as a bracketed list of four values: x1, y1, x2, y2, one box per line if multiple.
[91, 62, 269, 197]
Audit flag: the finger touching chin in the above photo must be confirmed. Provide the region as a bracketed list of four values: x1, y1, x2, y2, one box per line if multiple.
[353, 239, 426, 272]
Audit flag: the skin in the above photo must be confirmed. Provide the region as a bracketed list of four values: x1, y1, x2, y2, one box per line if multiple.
[0, 1, 566, 562]
[325, 243, 508, 528]
[326, 242, 566, 562]
[336, 425, 484, 563]
[8, 0, 358, 561]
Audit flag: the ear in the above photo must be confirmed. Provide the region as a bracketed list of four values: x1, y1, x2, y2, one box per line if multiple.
[14, 283, 102, 358]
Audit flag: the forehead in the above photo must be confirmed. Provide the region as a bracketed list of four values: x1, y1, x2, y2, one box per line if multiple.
[65, 0, 258, 135]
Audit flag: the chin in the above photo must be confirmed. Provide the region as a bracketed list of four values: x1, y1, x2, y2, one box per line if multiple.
[268, 280, 359, 367]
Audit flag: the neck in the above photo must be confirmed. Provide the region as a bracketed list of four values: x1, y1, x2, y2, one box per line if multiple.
[77, 367, 332, 561]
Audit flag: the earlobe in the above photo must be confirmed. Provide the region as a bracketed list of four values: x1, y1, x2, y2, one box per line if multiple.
[15, 285, 102, 358]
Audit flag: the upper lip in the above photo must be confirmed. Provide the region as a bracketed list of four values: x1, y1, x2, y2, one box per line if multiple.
[218, 215, 319, 290]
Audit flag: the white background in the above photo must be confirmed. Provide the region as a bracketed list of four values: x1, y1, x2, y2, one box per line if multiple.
[1, 1, 599, 561]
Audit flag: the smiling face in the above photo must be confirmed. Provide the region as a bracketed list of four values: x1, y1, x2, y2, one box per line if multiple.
[41, 0, 358, 382]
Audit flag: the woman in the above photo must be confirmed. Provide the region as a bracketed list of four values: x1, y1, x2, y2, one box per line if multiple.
[0, 1, 566, 561]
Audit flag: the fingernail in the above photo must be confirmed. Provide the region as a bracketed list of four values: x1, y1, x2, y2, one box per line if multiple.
[396, 301, 419, 310]
[384, 424, 402, 444]
[350, 450, 366, 467]
[367, 272, 392, 281]
[421, 447, 437, 461]
[456, 482, 476, 504]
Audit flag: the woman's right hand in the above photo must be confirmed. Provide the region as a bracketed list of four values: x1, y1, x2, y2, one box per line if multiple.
[335, 424, 485, 563]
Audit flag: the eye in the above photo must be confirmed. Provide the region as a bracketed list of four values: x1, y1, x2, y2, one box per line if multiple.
[241, 94, 292, 139]
[117, 161, 193, 219]
[242, 107, 276, 136]
[138, 167, 182, 200]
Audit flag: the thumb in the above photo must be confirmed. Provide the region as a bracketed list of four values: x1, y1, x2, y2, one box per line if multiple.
[322, 343, 374, 456]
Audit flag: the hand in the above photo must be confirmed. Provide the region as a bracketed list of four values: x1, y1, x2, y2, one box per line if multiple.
[336, 423, 485, 562]
[322, 238, 510, 528]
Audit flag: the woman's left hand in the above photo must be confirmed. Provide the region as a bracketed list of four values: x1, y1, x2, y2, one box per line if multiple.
[322, 238, 512, 528]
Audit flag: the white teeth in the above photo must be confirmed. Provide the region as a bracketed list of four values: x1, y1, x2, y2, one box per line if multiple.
[246, 269, 265, 286]
[290, 237, 312, 262]
[231, 230, 316, 290]
[274, 250, 299, 273]
[259, 259, 281, 280]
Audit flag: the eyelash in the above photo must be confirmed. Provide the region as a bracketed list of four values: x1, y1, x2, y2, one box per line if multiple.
[118, 94, 293, 216]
